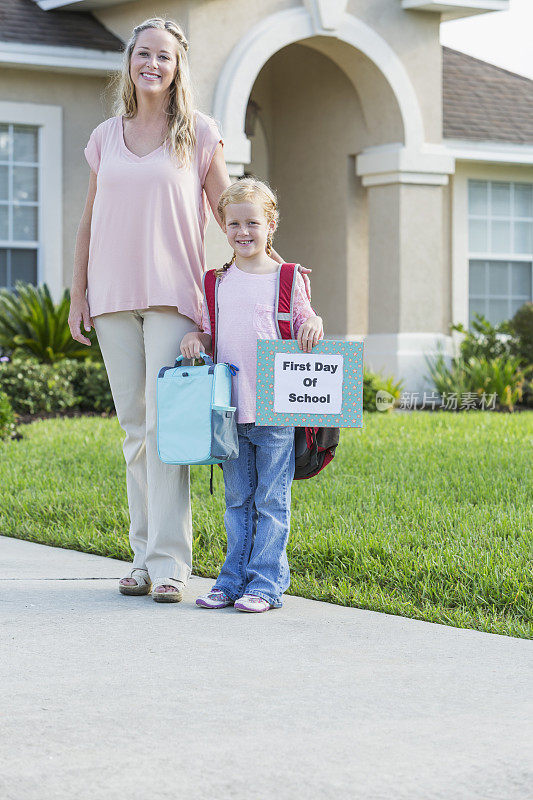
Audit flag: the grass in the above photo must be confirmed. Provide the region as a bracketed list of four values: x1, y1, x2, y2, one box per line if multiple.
[1, 411, 532, 638]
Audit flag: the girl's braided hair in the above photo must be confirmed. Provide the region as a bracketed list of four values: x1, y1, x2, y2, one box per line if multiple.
[215, 178, 279, 278]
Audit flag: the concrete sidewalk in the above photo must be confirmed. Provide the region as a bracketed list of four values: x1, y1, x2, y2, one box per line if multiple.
[1, 535, 531, 800]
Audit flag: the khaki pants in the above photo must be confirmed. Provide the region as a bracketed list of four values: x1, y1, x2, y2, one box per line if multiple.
[94, 306, 198, 584]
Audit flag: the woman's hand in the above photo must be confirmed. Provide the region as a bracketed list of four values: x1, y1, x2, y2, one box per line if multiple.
[68, 295, 93, 346]
[180, 331, 212, 360]
[297, 316, 323, 353]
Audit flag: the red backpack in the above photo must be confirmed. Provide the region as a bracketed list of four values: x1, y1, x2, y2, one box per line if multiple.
[203, 263, 339, 480]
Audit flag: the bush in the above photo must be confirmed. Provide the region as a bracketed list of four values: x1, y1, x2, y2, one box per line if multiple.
[0, 357, 77, 415]
[57, 360, 114, 413]
[0, 391, 17, 440]
[427, 352, 525, 412]
[363, 369, 403, 412]
[450, 313, 513, 361]
[0, 282, 101, 363]
[508, 302, 533, 369]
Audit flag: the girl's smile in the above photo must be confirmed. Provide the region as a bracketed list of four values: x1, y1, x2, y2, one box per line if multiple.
[224, 201, 277, 269]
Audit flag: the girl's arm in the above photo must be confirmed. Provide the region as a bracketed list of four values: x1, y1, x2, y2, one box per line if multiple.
[293, 272, 323, 352]
[68, 170, 98, 345]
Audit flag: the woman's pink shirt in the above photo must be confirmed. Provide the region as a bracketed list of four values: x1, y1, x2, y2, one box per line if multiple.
[84, 112, 222, 325]
[201, 263, 316, 423]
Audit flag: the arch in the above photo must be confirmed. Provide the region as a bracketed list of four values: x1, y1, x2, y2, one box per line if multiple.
[213, 6, 426, 166]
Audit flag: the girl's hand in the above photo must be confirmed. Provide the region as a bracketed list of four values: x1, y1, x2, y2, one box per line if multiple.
[297, 316, 323, 353]
[68, 295, 92, 346]
[297, 264, 312, 301]
[180, 332, 212, 360]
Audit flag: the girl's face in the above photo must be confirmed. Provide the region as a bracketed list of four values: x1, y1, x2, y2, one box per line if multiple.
[224, 201, 276, 258]
[130, 29, 179, 98]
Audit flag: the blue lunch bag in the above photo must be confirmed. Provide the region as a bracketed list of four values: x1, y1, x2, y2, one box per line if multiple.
[156, 351, 239, 466]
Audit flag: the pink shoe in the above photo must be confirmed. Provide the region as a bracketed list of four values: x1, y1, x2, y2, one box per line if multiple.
[196, 589, 233, 609]
[234, 594, 272, 613]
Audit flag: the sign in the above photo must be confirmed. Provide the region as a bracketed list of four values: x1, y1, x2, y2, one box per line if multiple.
[256, 340, 364, 427]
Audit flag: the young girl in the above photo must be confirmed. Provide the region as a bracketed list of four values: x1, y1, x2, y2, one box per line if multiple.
[180, 178, 322, 612]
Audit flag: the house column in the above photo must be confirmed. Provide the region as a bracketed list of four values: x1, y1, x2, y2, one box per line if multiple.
[356, 144, 456, 395]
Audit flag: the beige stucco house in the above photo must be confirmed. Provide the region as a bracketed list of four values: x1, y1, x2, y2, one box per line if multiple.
[1, 0, 532, 392]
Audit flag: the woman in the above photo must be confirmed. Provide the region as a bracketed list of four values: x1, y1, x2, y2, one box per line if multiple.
[69, 18, 295, 603]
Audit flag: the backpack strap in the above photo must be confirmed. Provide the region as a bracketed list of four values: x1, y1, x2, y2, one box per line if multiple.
[275, 263, 299, 340]
[202, 269, 219, 361]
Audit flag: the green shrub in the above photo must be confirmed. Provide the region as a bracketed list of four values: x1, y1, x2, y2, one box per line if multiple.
[0, 391, 17, 440]
[426, 352, 525, 412]
[0, 358, 77, 415]
[450, 313, 513, 361]
[363, 369, 403, 412]
[0, 282, 101, 363]
[508, 302, 533, 369]
[57, 360, 114, 413]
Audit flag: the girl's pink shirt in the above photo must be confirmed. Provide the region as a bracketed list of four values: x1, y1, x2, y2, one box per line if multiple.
[201, 263, 316, 423]
[84, 112, 222, 325]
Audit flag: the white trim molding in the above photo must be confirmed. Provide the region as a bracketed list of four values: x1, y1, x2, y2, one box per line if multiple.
[402, 1, 508, 19]
[361, 332, 455, 394]
[0, 101, 63, 299]
[0, 41, 123, 75]
[356, 142, 455, 186]
[445, 139, 533, 166]
[213, 6, 427, 166]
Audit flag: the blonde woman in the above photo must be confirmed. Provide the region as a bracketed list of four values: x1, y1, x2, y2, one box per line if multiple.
[69, 18, 230, 602]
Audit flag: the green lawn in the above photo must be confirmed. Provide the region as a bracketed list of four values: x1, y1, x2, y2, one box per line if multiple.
[1, 411, 532, 638]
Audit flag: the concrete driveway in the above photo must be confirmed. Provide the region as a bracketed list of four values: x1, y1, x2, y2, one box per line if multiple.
[1, 535, 531, 800]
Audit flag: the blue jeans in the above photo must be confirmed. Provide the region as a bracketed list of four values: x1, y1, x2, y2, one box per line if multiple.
[213, 423, 295, 607]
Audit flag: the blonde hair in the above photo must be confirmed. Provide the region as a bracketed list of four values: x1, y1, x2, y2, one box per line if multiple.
[215, 177, 279, 277]
[112, 17, 196, 167]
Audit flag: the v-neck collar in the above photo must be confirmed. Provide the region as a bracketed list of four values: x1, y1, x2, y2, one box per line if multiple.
[119, 115, 166, 161]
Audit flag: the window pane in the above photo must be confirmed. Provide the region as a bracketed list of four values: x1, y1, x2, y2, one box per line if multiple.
[0, 249, 6, 286]
[488, 261, 508, 295]
[0, 166, 7, 201]
[511, 262, 532, 296]
[13, 166, 37, 202]
[11, 249, 37, 285]
[0, 125, 9, 160]
[13, 126, 38, 163]
[513, 221, 532, 254]
[488, 298, 509, 325]
[0, 205, 7, 240]
[514, 184, 533, 218]
[491, 182, 511, 216]
[13, 205, 37, 240]
[469, 298, 486, 325]
[469, 180, 488, 215]
[469, 219, 488, 251]
[511, 298, 528, 317]
[469, 260, 486, 294]
[490, 220, 511, 253]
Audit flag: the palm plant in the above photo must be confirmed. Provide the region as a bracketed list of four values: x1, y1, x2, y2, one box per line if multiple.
[0, 282, 101, 363]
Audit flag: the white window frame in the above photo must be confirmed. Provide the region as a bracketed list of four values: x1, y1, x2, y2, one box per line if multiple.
[467, 179, 533, 326]
[0, 102, 62, 298]
[451, 161, 533, 333]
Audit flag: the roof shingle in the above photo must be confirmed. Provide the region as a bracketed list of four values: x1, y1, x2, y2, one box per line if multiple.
[0, 0, 123, 52]
[443, 46, 533, 144]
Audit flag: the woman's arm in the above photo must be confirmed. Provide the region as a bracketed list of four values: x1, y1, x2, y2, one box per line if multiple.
[68, 171, 97, 346]
[203, 144, 232, 231]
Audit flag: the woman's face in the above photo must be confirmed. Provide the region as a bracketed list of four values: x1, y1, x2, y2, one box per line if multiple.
[130, 29, 179, 99]
[224, 201, 276, 259]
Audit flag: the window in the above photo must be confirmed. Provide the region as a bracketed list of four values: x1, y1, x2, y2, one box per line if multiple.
[0, 123, 39, 289]
[468, 180, 533, 326]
